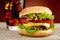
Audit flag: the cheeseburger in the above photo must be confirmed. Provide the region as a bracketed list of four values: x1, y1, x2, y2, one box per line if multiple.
[18, 6, 55, 36]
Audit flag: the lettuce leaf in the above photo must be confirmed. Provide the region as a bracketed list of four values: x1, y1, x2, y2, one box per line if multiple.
[19, 24, 25, 29]
[51, 24, 55, 31]
[28, 13, 35, 18]
[19, 24, 37, 34]
[42, 12, 54, 20]
[18, 24, 55, 34]
[26, 12, 54, 20]
[25, 27, 37, 34]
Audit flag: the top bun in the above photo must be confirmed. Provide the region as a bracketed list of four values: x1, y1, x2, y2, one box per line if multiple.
[19, 6, 52, 18]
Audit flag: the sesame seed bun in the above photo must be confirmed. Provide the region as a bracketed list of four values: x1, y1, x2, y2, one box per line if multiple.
[19, 6, 52, 18]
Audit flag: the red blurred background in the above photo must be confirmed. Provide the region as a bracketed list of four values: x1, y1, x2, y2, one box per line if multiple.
[0, 0, 60, 23]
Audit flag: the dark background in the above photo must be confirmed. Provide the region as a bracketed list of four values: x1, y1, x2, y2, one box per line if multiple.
[0, 0, 60, 23]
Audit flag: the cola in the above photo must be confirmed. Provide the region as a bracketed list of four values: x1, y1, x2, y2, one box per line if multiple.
[5, 0, 25, 30]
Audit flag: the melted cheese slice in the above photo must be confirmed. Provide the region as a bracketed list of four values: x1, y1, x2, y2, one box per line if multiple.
[23, 22, 50, 29]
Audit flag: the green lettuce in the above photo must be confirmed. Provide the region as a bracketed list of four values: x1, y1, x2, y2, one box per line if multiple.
[19, 24, 37, 34]
[27, 13, 35, 18]
[19, 24, 25, 29]
[18, 24, 55, 34]
[23, 12, 54, 20]
[25, 27, 37, 34]
[51, 24, 55, 31]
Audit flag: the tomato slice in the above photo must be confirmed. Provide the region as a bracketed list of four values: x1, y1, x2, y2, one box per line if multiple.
[19, 18, 53, 24]
[19, 18, 29, 23]
[31, 19, 42, 23]
[45, 20, 53, 24]
[31, 19, 53, 24]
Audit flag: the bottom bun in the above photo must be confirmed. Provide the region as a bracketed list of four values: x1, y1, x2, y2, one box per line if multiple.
[18, 28, 53, 37]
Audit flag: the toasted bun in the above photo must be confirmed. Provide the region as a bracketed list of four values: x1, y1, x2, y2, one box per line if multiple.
[18, 6, 53, 36]
[19, 6, 52, 18]
[18, 28, 53, 36]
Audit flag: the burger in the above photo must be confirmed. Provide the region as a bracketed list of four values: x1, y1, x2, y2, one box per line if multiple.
[18, 6, 55, 36]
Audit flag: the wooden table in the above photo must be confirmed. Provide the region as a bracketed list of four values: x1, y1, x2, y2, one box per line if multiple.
[0, 22, 60, 40]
